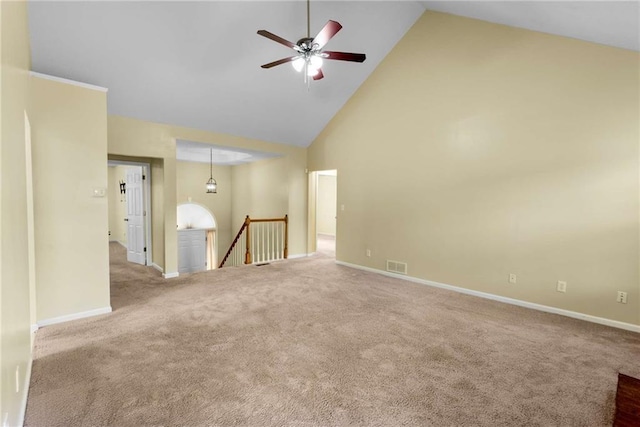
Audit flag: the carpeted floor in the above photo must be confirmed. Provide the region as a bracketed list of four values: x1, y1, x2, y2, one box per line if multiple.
[316, 234, 336, 258]
[25, 243, 640, 426]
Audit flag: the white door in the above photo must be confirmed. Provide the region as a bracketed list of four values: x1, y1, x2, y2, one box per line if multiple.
[126, 166, 146, 265]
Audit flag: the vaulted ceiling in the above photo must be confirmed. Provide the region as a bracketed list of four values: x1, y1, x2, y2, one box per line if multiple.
[28, 1, 639, 154]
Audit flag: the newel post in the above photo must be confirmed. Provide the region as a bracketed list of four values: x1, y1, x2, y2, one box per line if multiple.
[244, 215, 252, 264]
[283, 214, 289, 259]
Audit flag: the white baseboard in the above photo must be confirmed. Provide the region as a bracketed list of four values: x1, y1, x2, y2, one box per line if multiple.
[151, 263, 163, 273]
[37, 306, 112, 328]
[163, 272, 179, 279]
[16, 357, 33, 427]
[117, 240, 127, 248]
[336, 261, 640, 334]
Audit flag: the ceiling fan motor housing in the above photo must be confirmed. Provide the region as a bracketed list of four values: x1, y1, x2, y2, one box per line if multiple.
[296, 37, 317, 52]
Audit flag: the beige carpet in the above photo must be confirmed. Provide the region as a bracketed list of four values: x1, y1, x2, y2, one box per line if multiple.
[25, 243, 640, 426]
[316, 234, 336, 258]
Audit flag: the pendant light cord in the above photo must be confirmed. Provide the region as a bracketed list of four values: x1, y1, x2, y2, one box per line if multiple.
[210, 148, 213, 178]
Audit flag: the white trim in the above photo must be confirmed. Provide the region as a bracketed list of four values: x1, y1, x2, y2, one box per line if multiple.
[151, 263, 164, 273]
[336, 261, 640, 334]
[29, 71, 108, 92]
[288, 253, 310, 259]
[116, 240, 127, 249]
[37, 306, 112, 328]
[16, 357, 33, 427]
[163, 272, 179, 279]
[30, 324, 39, 334]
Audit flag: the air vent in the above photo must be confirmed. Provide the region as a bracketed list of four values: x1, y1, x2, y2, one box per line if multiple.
[386, 260, 408, 275]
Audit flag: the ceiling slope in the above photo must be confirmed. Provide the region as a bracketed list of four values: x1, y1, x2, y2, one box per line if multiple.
[28, 1, 639, 150]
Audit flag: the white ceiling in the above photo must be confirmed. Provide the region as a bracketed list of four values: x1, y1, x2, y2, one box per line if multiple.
[28, 1, 639, 156]
[176, 139, 281, 166]
[421, 1, 640, 52]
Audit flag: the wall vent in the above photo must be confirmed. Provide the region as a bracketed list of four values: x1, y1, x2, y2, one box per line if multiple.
[386, 260, 408, 275]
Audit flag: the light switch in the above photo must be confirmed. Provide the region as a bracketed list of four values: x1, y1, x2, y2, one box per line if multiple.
[92, 188, 106, 198]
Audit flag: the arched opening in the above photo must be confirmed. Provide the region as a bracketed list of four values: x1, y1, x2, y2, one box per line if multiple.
[177, 203, 218, 272]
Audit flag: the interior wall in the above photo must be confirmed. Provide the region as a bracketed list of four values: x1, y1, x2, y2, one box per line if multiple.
[108, 166, 117, 240]
[107, 165, 128, 244]
[232, 158, 287, 228]
[151, 159, 165, 269]
[30, 75, 111, 322]
[317, 174, 337, 236]
[231, 154, 307, 257]
[307, 172, 318, 254]
[286, 149, 309, 258]
[109, 115, 307, 273]
[176, 161, 232, 260]
[0, 0, 32, 423]
[308, 12, 640, 326]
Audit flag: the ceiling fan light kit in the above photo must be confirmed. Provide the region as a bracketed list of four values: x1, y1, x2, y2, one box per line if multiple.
[257, 0, 366, 85]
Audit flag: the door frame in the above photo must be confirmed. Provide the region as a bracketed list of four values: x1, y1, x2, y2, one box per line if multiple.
[307, 169, 338, 256]
[108, 160, 152, 265]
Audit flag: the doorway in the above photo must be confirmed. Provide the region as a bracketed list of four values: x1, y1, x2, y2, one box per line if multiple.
[309, 170, 337, 258]
[107, 161, 152, 266]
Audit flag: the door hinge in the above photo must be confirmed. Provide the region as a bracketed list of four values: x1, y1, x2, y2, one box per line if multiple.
[143, 210, 147, 216]
[144, 247, 147, 252]
[142, 175, 146, 180]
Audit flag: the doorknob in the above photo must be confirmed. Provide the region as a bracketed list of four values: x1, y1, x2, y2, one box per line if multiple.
[124, 218, 129, 221]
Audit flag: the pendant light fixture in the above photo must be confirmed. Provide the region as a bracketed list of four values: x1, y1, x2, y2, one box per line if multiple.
[206, 148, 217, 194]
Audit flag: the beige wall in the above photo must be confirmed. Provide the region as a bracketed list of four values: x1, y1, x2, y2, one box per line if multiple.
[30, 76, 111, 321]
[109, 115, 308, 272]
[151, 159, 165, 269]
[108, 165, 128, 244]
[308, 12, 640, 326]
[176, 161, 232, 261]
[0, 0, 33, 423]
[232, 158, 288, 228]
[231, 154, 307, 257]
[317, 174, 337, 236]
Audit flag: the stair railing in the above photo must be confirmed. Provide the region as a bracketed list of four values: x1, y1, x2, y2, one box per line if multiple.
[219, 215, 288, 268]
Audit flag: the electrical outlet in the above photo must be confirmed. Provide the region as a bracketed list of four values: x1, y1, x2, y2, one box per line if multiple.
[509, 274, 517, 284]
[617, 291, 628, 304]
[557, 281, 567, 293]
[15, 366, 20, 393]
[366, 249, 371, 257]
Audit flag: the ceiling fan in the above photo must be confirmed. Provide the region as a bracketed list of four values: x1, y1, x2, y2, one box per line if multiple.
[257, 0, 366, 83]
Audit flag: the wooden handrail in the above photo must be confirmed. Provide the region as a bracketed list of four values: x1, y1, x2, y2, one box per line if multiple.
[249, 218, 287, 223]
[218, 215, 250, 268]
[218, 214, 288, 268]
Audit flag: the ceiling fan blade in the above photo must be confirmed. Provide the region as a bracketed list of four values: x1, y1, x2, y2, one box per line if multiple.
[313, 69, 324, 81]
[261, 56, 298, 69]
[323, 51, 366, 63]
[312, 20, 342, 49]
[257, 30, 296, 50]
